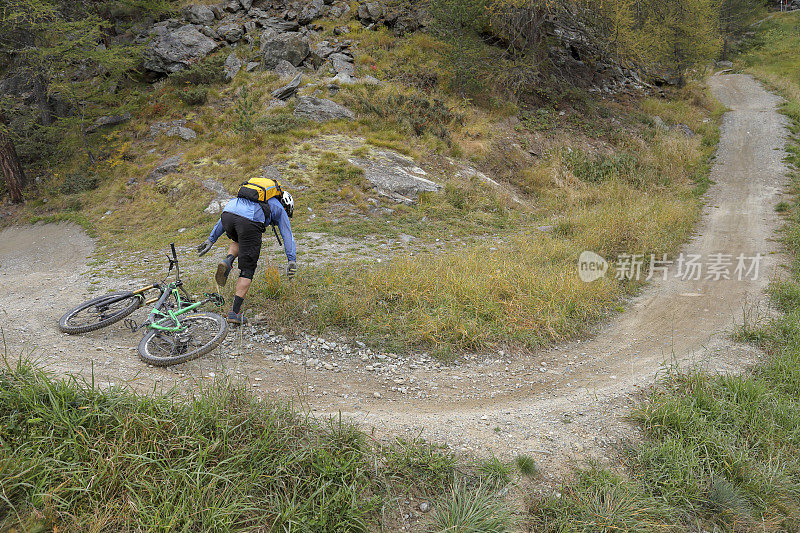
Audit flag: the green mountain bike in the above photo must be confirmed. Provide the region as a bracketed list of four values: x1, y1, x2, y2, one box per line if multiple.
[59, 244, 228, 366]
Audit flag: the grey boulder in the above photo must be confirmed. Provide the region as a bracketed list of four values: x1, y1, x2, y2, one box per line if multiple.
[182, 5, 215, 25]
[331, 58, 354, 75]
[349, 150, 440, 204]
[199, 25, 220, 39]
[329, 52, 354, 75]
[358, 2, 383, 22]
[328, 52, 353, 63]
[166, 126, 197, 141]
[87, 112, 131, 132]
[224, 52, 242, 80]
[224, 1, 242, 13]
[329, 3, 351, 18]
[205, 198, 232, 214]
[210, 4, 224, 19]
[258, 17, 300, 32]
[144, 24, 218, 74]
[330, 72, 356, 85]
[146, 154, 184, 182]
[293, 96, 354, 121]
[271, 74, 303, 100]
[218, 23, 244, 43]
[673, 123, 695, 138]
[202, 178, 233, 213]
[150, 119, 186, 137]
[261, 32, 310, 69]
[274, 59, 300, 78]
[313, 40, 338, 58]
[299, 0, 326, 25]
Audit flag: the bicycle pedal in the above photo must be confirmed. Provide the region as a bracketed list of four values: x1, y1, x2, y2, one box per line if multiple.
[124, 318, 139, 333]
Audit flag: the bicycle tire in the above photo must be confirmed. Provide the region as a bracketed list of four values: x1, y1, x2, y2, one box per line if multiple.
[137, 312, 228, 367]
[59, 292, 143, 334]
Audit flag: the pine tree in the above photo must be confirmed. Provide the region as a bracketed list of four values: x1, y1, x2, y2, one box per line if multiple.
[643, 0, 722, 86]
[718, 0, 762, 59]
[0, 0, 163, 202]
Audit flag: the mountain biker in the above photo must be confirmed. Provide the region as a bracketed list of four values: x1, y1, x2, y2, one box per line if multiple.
[196, 190, 295, 325]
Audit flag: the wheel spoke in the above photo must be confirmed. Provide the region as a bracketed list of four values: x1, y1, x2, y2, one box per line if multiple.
[145, 316, 221, 359]
[66, 296, 135, 327]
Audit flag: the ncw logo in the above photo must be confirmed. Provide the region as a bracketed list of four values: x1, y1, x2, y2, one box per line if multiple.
[578, 251, 608, 282]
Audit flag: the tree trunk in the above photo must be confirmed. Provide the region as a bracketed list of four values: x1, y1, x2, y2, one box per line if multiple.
[0, 113, 26, 203]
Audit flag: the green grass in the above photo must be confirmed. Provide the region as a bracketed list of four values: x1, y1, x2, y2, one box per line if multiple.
[515, 455, 538, 478]
[529, 465, 679, 532]
[431, 483, 511, 533]
[0, 359, 511, 532]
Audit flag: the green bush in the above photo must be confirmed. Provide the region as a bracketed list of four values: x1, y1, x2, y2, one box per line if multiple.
[0, 362, 508, 531]
[233, 85, 256, 134]
[390, 92, 459, 139]
[60, 172, 98, 194]
[341, 88, 461, 140]
[564, 149, 642, 184]
[169, 54, 226, 86]
[176, 86, 209, 106]
[444, 182, 470, 209]
[256, 114, 310, 134]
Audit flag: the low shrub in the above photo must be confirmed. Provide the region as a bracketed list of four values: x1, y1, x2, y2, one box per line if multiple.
[256, 114, 310, 134]
[169, 54, 226, 86]
[176, 86, 209, 106]
[60, 172, 98, 194]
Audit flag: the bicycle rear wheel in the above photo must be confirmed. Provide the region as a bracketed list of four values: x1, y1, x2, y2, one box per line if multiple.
[59, 292, 143, 334]
[138, 313, 228, 366]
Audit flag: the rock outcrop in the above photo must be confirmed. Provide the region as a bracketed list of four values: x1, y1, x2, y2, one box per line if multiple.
[349, 150, 441, 204]
[181, 5, 215, 25]
[293, 96, 354, 121]
[261, 32, 310, 69]
[135, 1, 646, 95]
[144, 24, 218, 74]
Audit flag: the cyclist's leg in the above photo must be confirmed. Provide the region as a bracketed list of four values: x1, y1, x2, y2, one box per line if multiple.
[217, 213, 242, 286]
[228, 216, 262, 321]
[235, 277, 251, 298]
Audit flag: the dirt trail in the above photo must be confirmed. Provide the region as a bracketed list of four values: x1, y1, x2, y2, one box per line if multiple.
[0, 74, 790, 475]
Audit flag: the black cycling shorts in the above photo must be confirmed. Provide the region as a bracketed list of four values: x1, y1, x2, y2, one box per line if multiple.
[221, 212, 265, 279]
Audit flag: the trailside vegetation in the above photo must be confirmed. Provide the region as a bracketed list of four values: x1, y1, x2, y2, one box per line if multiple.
[526, 12, 800, 531]
[0, 359, 515, 531]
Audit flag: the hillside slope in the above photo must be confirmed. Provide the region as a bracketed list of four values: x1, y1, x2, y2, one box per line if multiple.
[0, 0, 725, 357]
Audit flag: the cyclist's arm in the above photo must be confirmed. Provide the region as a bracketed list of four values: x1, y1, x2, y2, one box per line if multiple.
[208, 218, 224, 244]
[273, 204, 296, 262]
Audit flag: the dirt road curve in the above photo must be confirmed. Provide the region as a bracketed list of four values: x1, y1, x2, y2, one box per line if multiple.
[0, 74, 789, 472]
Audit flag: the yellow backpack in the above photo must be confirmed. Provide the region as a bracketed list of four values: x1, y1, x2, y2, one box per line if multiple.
[237, 177, 283, 204]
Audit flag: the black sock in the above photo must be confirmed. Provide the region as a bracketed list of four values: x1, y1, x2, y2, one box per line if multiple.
[225, 254, 235, 266]
[232, 295, 244, 314]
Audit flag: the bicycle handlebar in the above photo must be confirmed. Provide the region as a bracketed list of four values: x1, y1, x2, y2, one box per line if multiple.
[170, 243, 177, 261]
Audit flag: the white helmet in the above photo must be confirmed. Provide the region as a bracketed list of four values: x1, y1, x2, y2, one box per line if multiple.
[280, 191, 294, 218]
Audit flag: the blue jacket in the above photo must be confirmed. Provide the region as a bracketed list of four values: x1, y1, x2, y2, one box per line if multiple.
[208, 197, 296, 262]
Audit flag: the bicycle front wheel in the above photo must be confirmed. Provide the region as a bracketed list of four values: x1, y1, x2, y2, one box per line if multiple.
[59, 292, 143, 334]
[138, 313, 228, 366]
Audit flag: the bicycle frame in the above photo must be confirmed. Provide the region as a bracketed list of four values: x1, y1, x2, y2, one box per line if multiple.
[146, 284, 207, 332]
[143, 243, 224, 333]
